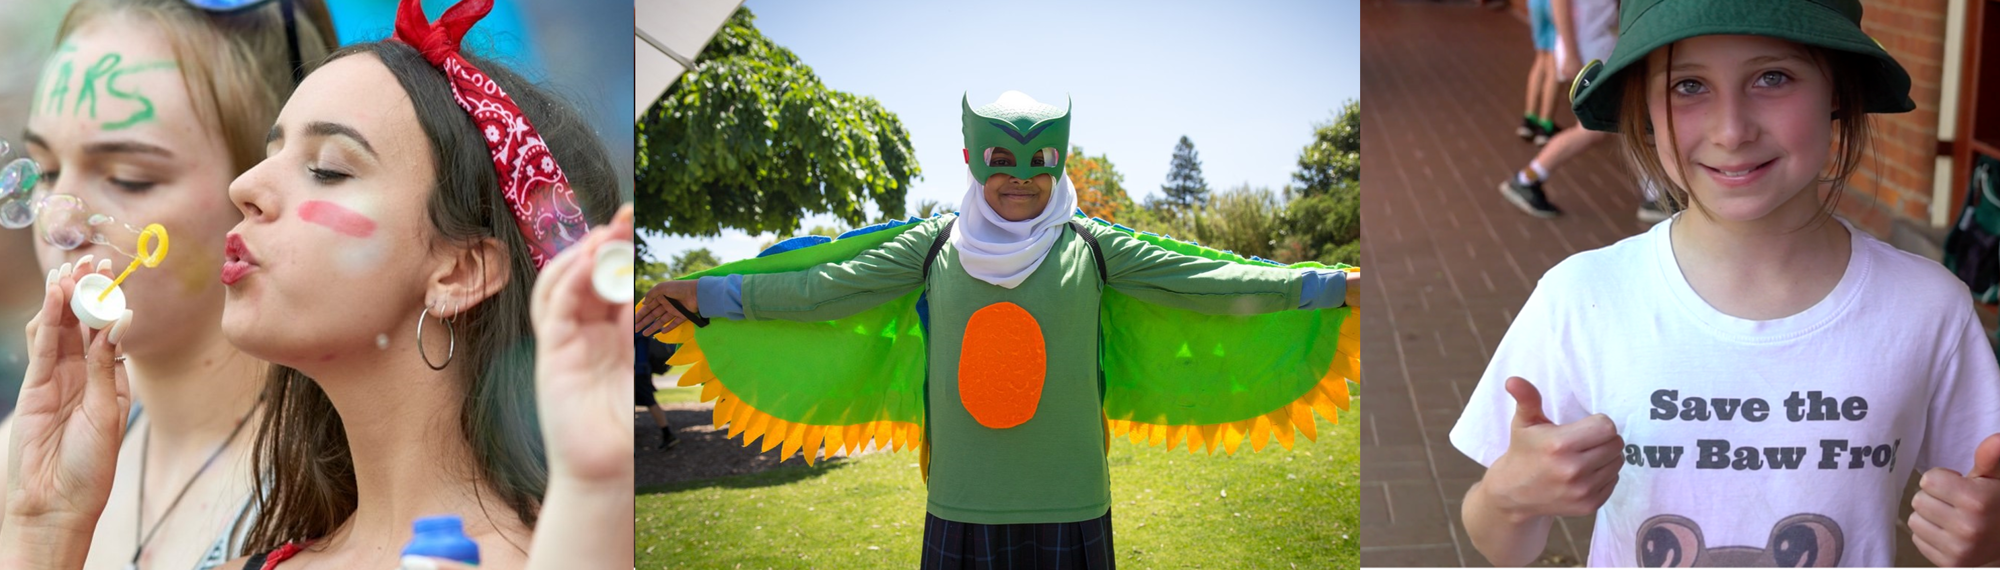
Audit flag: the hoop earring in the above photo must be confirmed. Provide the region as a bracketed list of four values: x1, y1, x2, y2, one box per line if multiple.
[418, 302, 456, 371]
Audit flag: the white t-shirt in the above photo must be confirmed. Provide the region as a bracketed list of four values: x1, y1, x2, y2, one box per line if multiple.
[1555, 0, 1618, 73]
[1450, 217, 2000, 567]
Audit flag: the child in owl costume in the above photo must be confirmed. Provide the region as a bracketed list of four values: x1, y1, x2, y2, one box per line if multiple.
[642, 91, 1360, 569]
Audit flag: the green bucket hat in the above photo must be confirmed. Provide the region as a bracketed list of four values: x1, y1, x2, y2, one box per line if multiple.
[1569, 0, 1915, 133]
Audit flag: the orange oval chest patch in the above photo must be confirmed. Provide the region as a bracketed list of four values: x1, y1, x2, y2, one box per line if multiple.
[957, 302, 1047, 429]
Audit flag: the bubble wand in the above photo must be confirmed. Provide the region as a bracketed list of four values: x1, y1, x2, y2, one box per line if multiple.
[71, 224, 168, 330]
[99, 224, 168, 302]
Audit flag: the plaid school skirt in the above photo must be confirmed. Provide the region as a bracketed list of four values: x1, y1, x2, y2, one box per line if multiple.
[920, 509, 1114, 570]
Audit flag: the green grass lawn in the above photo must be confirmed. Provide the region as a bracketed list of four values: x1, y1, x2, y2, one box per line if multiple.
[637, 394, 1360, 569]
[652, 364, 700, 404]
[656, 385, 700, 404]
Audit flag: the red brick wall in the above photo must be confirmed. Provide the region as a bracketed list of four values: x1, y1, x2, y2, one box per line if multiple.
[1839, 0, 1952, 237]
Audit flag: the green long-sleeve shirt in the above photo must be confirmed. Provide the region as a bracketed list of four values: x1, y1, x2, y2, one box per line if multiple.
[740, 215, 1305, 524]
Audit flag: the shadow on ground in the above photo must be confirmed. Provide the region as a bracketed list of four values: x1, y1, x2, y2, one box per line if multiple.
[636, 402, 873, 493]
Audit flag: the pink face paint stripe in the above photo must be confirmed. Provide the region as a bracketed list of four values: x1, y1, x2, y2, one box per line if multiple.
[298, 200, 376, 238]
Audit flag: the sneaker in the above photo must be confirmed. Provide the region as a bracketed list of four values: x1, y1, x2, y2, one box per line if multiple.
[1534, 122, 1562, 146]
[661, 428, 680, 451]
[1500, 179, 1562, 218]
[1517, 117, 1537, 141]
[1637, 200, 1672, 224]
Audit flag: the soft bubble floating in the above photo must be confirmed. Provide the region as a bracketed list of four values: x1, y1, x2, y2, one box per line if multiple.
[71, 223, 167, 330]
[593, 240, 634, 304]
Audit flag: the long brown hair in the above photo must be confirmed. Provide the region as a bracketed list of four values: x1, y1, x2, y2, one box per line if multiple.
[1614, 42, 1877, 229]
[56, 0, 338, 174]
[244, 41, 619, 551]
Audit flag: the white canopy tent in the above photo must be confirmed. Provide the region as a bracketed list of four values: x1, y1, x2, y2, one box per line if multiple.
[634, 0, 745, 120]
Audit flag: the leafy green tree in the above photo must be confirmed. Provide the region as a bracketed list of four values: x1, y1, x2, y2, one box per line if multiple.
[1293, 101, 1360, 197]
[1124, 195, 1201, 245]
[1201, 185, 1282, 261]
[1281, 101, 1361, 265]
[1160, 135, 1211, 208]
[636, 7, 921, 237]
[635, 255, 674, 300]
[669, 248, 723, 278]
[1066, 145, 1133, 223]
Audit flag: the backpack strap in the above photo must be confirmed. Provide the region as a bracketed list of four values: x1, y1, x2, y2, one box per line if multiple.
[921, 217, 1108, 284]
[667, 297, 709, 328]
[921, 218, 957, 280]
[1069, 219, 1108, 284]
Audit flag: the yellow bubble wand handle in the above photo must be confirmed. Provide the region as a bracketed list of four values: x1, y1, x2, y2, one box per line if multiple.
[98, 224, 168, 302]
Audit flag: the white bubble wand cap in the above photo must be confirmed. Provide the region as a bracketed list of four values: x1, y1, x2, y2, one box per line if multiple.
[71, 224, 166, 330]
[592, 240, 634, 304]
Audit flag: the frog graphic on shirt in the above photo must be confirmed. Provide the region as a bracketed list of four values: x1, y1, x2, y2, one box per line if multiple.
[1637, 514, 1844, 567]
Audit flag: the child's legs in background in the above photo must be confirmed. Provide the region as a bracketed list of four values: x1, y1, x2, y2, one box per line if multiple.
[1535, 51, 1558, 124]
[636, 372, 676, 446]
[1524, 52, 1550, 118]
[1525, 0, 1555, 121]
[1530, 128, 1610, 178]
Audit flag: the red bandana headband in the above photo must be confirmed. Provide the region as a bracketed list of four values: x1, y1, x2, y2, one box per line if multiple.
[392, 0, 588, 269]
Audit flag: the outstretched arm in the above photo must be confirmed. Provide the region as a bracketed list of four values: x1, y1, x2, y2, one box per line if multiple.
[1098, 228, 1352, 314]
[635, 217, 947, 335]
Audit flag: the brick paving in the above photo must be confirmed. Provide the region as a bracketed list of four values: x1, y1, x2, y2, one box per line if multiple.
[1358, 1, 1936, 566]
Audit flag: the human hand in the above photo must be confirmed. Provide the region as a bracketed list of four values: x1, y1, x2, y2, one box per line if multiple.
[530, 204, 636, 487]
[1344, 269, 1360, 309]
[1909, 433, 2000, 567]
[635, 280, 699, 337]
[1480, 377, 1622, 519]
[3, 258, 131, 567]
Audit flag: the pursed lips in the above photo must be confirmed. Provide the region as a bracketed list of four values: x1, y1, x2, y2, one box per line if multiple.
[221, 233, 259, 286]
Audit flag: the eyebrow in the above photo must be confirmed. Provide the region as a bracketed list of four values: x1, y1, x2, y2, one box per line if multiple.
[266, 121, 379, 157]
[1666, 53, 1812, 74]
[22, 129, 174, 158]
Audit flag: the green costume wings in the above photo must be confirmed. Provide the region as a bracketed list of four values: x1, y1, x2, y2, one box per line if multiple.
[650, 213, 1358, 466]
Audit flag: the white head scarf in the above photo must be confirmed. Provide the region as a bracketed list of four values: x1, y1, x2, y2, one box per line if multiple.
[949, 170, 1079, 289]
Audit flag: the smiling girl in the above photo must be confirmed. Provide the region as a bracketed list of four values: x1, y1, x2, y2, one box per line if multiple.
[1449, 0, 2000, 566]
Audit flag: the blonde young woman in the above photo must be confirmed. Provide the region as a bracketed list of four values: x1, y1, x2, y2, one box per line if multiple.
[0, 1, 335, 568]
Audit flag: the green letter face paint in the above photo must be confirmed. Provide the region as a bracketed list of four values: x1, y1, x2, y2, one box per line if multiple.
[33, 41, 177, 131]
[962, 91, 1071, 182]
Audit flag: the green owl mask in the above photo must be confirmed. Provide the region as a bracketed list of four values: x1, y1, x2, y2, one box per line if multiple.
[962, 91, 1071, 181]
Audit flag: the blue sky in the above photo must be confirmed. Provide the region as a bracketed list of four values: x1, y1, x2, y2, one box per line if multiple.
[644, 0, 1359, 263]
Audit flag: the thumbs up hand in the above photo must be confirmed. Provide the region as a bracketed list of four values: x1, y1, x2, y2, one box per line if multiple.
[1482, 377, 1625, 518]
[1910, 433, 2000, 567]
